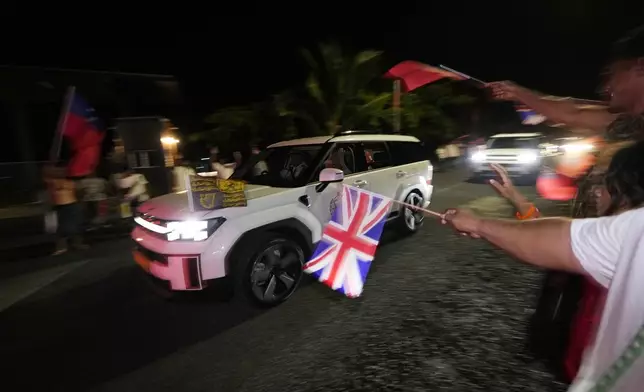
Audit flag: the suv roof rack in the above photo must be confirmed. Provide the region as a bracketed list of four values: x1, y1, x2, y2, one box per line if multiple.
[332, 129, 387, 137]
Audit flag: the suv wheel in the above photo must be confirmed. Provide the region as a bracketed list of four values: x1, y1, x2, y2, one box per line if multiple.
[396, 191, 425, 235]
[233, 233, 305, 307]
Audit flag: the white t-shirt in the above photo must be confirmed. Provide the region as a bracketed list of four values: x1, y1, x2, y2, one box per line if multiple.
[115, 173, 149, 202]
[212, 162, 234, 179]
[569, 207, 644, 391]
[173, 166, 195, 192]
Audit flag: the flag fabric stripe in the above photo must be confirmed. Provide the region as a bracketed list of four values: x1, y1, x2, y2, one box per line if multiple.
[303, 185, 392, 298]
[384, 61, 466, 92]
[62, 92, 105, 177]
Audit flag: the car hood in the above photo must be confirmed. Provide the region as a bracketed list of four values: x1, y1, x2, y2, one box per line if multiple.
[137, 184, 293, 221]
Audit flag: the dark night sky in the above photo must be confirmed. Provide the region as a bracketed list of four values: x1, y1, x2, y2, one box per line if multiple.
[8, 2, 643, 111]
[1, 1, 643, 163]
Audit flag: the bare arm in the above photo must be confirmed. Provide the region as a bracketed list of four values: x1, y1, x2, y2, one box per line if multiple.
[488, 163, 540, 218]
[477, 217, 583, 273]
[489, 82, 616, 134]
[513, 87, 615, 134]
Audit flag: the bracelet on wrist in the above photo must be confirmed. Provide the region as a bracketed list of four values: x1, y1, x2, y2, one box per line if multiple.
[516, 204, 539, 220]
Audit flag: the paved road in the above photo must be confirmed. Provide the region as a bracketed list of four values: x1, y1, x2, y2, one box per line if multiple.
[0, 167, 568, 392]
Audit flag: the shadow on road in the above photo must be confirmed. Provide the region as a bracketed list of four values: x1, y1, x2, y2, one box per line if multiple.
[0, 265, 265, 392]
[1, 223, 132, 263]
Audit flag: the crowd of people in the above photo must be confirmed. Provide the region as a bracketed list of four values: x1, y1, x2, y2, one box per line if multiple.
[37, 22, 644, 390]
[44, 162, 151, 256]
[442, 24, 644, 391]
[43, 145, 257, 256]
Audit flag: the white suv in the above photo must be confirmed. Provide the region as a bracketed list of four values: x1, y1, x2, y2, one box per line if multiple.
[132, 131, 433, 307]
[469, 132, 546, 177]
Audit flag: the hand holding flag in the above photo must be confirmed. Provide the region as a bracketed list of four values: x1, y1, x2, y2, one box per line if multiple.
[487, 80, 522, 101]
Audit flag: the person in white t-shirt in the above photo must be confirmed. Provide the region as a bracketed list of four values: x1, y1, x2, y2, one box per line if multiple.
[212, 158, 234, 180]
[442, 141, 644, 391]
[114, 169, 149, 208]
[172, 156, 196, 192]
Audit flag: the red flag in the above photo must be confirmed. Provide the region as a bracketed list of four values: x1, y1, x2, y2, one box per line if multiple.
[536, 171, 577, 201]
[61, 92, 105, 177]
[68, 144, 102, 177]
[384, 61, 466, 92]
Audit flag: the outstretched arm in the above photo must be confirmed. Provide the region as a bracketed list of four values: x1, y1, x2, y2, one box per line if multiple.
[489, 82, 616, 134]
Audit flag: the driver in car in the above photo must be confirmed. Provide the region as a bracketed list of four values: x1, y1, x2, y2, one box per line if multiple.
[280, 154, 308, 181]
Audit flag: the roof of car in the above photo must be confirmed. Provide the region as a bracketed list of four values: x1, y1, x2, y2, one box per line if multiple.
[490, 132, 543, 138]
[268, 133, 420, 148]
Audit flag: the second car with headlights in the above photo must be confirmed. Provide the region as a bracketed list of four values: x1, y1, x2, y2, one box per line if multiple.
[468, 133, 547, 178]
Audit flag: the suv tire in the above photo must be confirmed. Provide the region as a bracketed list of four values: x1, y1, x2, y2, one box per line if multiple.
[395, 191, 425, 235]
[232, 232, 305, 308]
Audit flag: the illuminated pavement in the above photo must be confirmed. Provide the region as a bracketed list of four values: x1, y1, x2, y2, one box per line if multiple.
[0, 167, 568, 392]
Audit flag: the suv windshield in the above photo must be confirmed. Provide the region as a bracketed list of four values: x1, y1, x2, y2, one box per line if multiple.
[488, 137, 539, 149]
[231, 144, 328, 188]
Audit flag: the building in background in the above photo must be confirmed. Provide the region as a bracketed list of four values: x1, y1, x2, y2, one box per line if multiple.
[0, 65, 191, 207]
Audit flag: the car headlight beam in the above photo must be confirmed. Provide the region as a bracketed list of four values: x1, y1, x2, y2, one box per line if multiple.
[517, 152, 538, 164]
[166, 218, 226, 242]
[562, 143, 593, 153]
[471, 152, 486, 162]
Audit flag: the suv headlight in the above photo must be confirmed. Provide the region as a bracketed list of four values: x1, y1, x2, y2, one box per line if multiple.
[470, 151, 486, 162]
[517, 152, 538, 164]
[166, 218, 226, 242]
[562, 143, 593, 153]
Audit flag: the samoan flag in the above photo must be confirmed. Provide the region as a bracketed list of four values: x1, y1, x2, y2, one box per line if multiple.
[515, 104, 547, 125]
[303, 185, 392, 298]
[63, 92, 105, 177]
[384, 61, 466, 92]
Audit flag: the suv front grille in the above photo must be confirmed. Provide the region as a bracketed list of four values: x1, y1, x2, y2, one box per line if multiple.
[486, 155, 519, 163]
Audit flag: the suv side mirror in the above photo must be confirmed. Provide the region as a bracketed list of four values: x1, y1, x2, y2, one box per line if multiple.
[316, 168, 344, 192]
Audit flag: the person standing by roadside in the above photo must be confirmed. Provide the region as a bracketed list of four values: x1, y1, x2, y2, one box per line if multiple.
[487, 163, 609, 382]
[44, 165, 86, 255]
[233, 151, 243, 169]
[78, 173, 109, 227]
[442, 141, 644, 391]
[250, 145, 268, 176]
[172, 155, 196, 192]
[114, 167, 149, 216]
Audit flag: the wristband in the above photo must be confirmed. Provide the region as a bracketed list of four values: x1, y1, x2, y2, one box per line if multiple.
[516, 204, 539, 220]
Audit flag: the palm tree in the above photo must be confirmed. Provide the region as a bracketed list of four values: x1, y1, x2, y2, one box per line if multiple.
[196, 43, 475, 146]
[393, 83, 475, 141]
[297, 43, 393, 134]
[193, 97, 297, 146]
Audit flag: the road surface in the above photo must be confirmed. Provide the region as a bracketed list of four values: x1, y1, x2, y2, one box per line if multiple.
[0, 167, 568, 392]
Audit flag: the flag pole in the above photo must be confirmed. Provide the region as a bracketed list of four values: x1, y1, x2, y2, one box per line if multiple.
[186, 175, 195, 212]
[390, 198, 444, 219]
[49, 86, 76, 162]
[393, 80, 401, 133]
[439, 65, 487, 85]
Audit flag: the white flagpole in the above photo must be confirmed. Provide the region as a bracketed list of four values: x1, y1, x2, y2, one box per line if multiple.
[186, 175, 194, 212]
[439, 65, 487, 85]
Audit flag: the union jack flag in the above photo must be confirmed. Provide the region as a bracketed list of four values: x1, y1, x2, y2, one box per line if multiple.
[303, 185, 392, 298]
